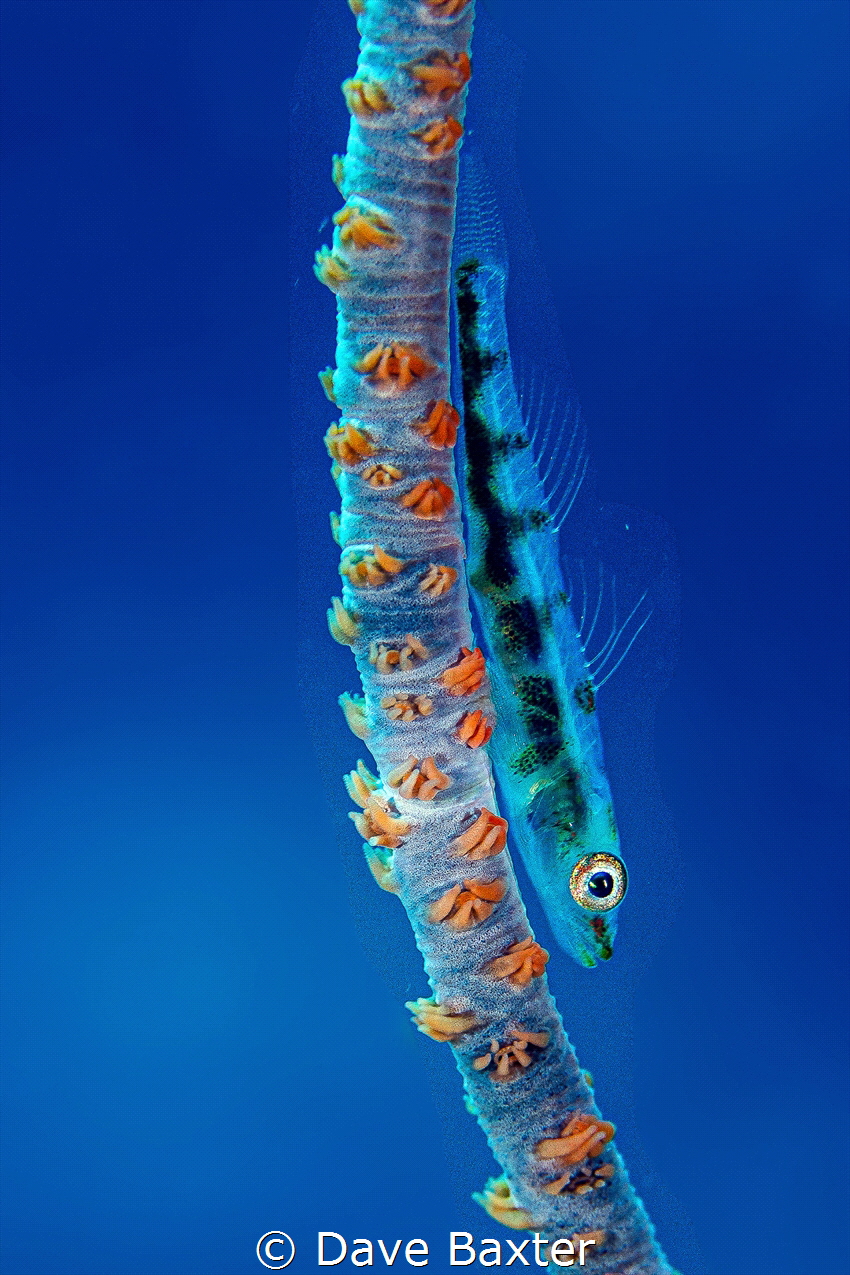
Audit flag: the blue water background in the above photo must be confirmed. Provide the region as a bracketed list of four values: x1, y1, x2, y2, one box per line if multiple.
[2, 2, 848, 1273]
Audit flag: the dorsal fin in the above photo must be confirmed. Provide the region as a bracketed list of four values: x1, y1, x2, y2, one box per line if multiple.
[565, 562, 653, 690]
[454, 149, 508, 278]
[516, 367, 588, 531]
[455, 150, 588, 530]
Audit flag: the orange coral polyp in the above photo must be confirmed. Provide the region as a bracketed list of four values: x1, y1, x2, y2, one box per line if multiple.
[440, 646, 486, 695]
[342, 77, 393, 117]
[343, 760, 380, 809]
[535, 1113, 616, 1165]
[340, 545, 404, 588]
[423, 0, 471, 14]
[333, 204, 399, 250]
[351, 792, 413, 849]
[473, 1178, 537, 1232]
[450, 808, 508, 860]
[327, 596, 360, 646]
[472, 1026, 551, 1082]
[487, 936, 550, 987]
[369, 634, 429, 674]
[364, 846, 400, 894]
[413, 115, 463, 156]
[399, 477, 454, 520]
[319, 367, 337, 404]
[417, 564, 456, 598]
[380, 693, 433, 721]
[405, 996, 479, 1043]
[362, 463, 403, 488]
[325, 421, 376, 465]
[331, 154, 346, 191]
[386, 755, 452, 801]
[314, 247, 352, 291]
[428, 876, 506, 929]
[354, 342, 435, 391]
[543, 1162, 616, 1198]
[339, 692, 370, 739]
[456, 708, 494, 748]
[409, 51, 471, 100]
[412, 398, 459, 449]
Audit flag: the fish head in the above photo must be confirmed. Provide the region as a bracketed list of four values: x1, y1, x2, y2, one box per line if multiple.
[527, 776, 627, 967]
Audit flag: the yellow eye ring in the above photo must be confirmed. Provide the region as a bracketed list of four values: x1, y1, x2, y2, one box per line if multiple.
[569, 853, 628, 913]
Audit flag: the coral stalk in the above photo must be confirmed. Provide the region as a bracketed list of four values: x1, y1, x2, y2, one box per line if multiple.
[314, 0, 675, 1268]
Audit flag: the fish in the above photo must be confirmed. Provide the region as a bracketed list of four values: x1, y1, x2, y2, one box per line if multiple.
[452, 153, 645, 967]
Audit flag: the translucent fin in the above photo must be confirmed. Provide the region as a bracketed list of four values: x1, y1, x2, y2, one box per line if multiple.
[581, 562, 606, 650]
[594, 608, 653, 688]
[575, 562, 589, 635]
[517, 366, 588, 532]
[570, 561, 653, 690]
[454, 149, 508, 277]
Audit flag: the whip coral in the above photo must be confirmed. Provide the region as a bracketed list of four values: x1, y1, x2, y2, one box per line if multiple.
[312, 1, 676, 1268]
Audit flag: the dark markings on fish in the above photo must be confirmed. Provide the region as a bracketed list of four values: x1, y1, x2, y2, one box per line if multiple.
[518, 674, 561, 736]
[527, 508, 551, 531]
[511, 744, 541, 777]
[496, 599, 543, 659]
[574, 679, 596, 714]
[493, 432, 530, 457]
[591, 916, 613, 961]
[456, 259, 517, 590]
[509, 674, 565, 774]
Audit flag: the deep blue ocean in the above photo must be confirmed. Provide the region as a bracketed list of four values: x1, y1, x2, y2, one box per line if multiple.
[2, 2, 848, 1273]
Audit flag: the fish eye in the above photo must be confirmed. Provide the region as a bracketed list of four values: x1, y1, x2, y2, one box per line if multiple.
[569, 853, 628, 912]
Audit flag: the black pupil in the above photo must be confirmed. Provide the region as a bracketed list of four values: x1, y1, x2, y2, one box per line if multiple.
[588, 871, 615, 899]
